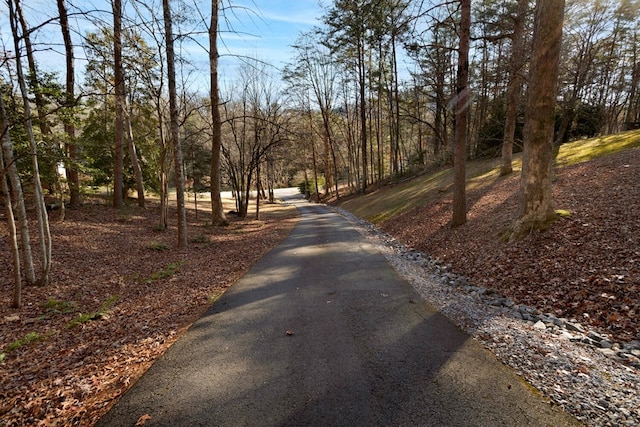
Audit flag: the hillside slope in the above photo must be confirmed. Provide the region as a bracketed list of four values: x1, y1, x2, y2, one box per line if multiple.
[338, 136, 640, 343]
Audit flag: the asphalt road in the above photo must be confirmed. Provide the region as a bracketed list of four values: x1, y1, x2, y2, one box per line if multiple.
[97, 193, 580, 427]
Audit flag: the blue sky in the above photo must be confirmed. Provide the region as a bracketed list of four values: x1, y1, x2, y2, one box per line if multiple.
[0, 0, 324, 90]
[214, 1, 324, 79]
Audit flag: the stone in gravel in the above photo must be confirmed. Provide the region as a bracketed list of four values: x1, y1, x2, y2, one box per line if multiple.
[588, 331, 605, 342]
[533, 320, 547, 330]
[598, 348, 617, 357]
[599, 340, 613, 349]
[560, 331, 577, 341]
[581, 337, 596, 346]
[565, 322, 586, 333]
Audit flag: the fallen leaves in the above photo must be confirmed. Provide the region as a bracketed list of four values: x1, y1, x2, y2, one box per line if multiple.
[135, 413, 152, 426]
[381, 147, 640, 344]
[0, 200, 298, 426]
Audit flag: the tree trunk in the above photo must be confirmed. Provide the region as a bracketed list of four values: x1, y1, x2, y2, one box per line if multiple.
[163, 0, 188, 247]
[113, 0, 125, 208]
[1, 97, 25, 306]
[1, 96, 36, 287]
[452, 0, 470, 228]
[9, 0, 52, 286]
[508, 0, 565, 241]
[500, 0, 527, 176]
[1, 153, 22, 307]
[125, 99, 146, 208]
[209, 0, 229, 226]
[57, 0, 80, 209]
[15, 0, 50, 139]
[255, 161, 261, 220]
[358, 39, 367, 194]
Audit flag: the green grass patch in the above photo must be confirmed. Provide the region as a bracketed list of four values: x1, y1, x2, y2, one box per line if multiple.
[2, 331, 45, 362]
[40, 298, 76, 315]
[148, 241, 169, 251]
[556, 129, 640, 166]
[337, 129, 639, 226]
[68, 295, 118, 328]
[142, 261, 183, 284]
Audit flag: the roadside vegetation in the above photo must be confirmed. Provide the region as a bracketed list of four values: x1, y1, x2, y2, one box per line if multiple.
[336, 129, 640, 344]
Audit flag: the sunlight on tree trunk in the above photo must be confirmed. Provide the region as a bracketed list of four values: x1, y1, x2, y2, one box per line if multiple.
[209, 0, 229, 226]
[500, 0, 527, 177]
[9, 0, 52, 286]
[452, 0, 471, 228]
[508, 0, 565, 242]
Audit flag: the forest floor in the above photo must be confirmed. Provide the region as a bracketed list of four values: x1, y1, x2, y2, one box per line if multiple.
[0, 197, 299, 426]
[370, 146, 640, 345]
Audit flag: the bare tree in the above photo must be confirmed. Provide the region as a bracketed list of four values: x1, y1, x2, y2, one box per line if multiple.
[209, 0, 228, 226]
[57, 0, 80, 209]
[162, 0, 188, 247]
[8, 0, 52, 285]
[112, 0, 125, 207]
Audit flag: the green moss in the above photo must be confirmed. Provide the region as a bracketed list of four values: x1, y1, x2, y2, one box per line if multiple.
[142, 262, 183, 284]
[148, 242, 169, 251]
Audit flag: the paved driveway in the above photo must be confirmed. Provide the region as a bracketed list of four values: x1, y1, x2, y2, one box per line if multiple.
[97, 194, 579, 426]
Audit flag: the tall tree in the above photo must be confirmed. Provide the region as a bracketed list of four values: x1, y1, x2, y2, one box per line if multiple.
[324, 0, 371, 193]
[57, 0, 80, 209]
[508, 0, 565, 240]
[8, 0, 52, 285]
[500, 0, 528, 176]
[285, 31, 340, 198]
[162, 0, 188, 247]
[452, 0, 471, 227]
[1, 92, 30, 304]
[209, 0, 228, 226]
[112, 0, 125, 207]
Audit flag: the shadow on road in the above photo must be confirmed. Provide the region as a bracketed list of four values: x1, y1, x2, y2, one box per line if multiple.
[97, 195, 580, 427]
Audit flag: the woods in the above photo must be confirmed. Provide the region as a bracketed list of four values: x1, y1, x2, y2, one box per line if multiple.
[0, 0, 636, 304]
[0, 0, 638, 315]
[1, 0, 640, 424]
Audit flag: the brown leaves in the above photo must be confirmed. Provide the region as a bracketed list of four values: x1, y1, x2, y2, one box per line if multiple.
[136, 414, 152, 426]
[381, 148, 640, 343]
[0, 200, 298, 426]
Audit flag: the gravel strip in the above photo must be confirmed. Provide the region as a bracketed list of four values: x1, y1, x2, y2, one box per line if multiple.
[333, 206, 640, 427]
